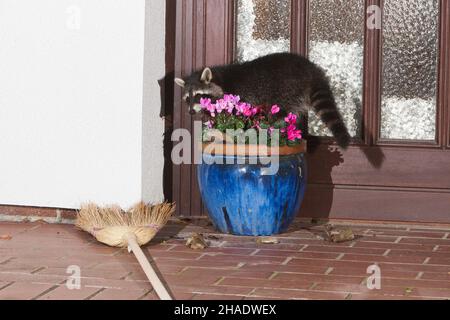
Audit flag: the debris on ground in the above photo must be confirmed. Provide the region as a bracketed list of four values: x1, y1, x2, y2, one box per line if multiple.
[256, 237, 280, 244]
[204, 234, 221, 241]
[202, 234, 224, 247]
[324, 225, 355, 243]
[177, 218, 192, 225]
[186, 233, 208, 250]
[0, 234, 12, 240]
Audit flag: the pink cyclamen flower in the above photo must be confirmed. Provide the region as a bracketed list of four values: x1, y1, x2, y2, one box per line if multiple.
[222, 94, 240, 114]
[215, 99, 227, 114]
[234, 102, 243, 115]
[271, 105, 280, 115]
[286, 125, 302, 141]
[252, 121, 261, 130]
[243, 110, 253, 117]
[207, 105, 216, 117]
[225, 104, 235, 114]
[223, 94, 240, 105]
[204, 120, 214, 129]
[251, 107, 260, 116]
[200, 97, 216, 117]
[224, 98, 235, 114]
[200, 97, 211, 108]
[237, 102, 253, 117]
[285, 113, 298, 125]
[268, 127, 275, 136]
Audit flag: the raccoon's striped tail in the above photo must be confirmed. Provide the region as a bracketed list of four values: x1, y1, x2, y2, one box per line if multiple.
[310, 85, 351, 149]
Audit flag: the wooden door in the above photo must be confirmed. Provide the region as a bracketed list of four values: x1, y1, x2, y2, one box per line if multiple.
[172, 0, 450, 223]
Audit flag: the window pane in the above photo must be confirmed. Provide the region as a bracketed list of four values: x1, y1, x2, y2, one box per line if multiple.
[235, 0, 291, 62]
[308, 0, 365, 138]
[381, 0, 439, 141]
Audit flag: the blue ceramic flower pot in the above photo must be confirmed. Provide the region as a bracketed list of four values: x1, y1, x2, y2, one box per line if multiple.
[197, 147, 307, 236]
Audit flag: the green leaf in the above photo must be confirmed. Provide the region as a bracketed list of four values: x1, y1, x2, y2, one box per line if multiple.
[273, 119, 287, 129]
[278, 138, 287, 147]
[235, 119, 245, 130]
[287, 140, 299, 147]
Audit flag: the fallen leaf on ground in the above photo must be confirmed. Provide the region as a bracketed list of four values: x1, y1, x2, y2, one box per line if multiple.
[186, 233, 208, 250]
[256, 237, 280, 244]
[405, 288, 413, 295]
[0, 234, 12, 240]
[325, 225, 355, 243]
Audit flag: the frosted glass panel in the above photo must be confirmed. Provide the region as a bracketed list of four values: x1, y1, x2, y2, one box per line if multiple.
[235, 0, 291, 62]
[380, 0, 439, 141]
[308, 0, 365, 138]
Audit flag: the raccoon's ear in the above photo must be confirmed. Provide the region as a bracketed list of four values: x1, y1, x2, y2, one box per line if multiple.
[174, 78, 185, 88]
[200, 67, 213, 84]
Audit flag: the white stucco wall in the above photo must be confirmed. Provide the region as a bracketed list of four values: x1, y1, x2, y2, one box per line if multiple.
[0, 0, 165, 209]
[142, 0, 166, 204]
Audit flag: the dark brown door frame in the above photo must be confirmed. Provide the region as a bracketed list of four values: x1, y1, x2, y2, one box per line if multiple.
[172, 0, 235, 216]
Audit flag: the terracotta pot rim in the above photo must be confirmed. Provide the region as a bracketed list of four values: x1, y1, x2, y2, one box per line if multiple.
[201, 140, 307, 156]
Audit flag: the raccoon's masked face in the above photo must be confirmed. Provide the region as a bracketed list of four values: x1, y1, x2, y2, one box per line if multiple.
[175, 68, 224, 115]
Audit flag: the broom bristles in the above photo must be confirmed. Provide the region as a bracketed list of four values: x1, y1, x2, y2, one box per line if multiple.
[76, 202, 176, 247]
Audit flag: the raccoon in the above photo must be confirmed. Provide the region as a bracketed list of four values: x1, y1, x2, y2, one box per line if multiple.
[175, 52, 351, 149]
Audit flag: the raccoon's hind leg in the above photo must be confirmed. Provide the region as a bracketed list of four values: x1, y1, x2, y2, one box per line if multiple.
[309, 85, 351, 149]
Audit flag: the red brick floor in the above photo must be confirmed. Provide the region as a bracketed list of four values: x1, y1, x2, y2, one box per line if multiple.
[1, 219, 450, 300]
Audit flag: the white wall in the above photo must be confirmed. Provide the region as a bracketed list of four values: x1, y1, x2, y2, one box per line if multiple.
[142, 0, 166, 204]
[0, 0, 165, 209]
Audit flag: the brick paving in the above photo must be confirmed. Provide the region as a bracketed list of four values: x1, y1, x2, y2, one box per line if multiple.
[1, 219, 450, 300]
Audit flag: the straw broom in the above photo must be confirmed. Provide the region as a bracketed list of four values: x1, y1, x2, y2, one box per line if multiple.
[76, 202, 175, 300]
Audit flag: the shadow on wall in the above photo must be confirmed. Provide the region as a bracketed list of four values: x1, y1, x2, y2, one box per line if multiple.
[158, 0, 176, 203]
[158, 71, 174, 203]
[299, 134, 386, 222]
[299, 138, 344, 221]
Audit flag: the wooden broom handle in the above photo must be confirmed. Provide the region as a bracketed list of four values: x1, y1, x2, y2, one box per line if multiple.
[125, 233, 173, 300]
